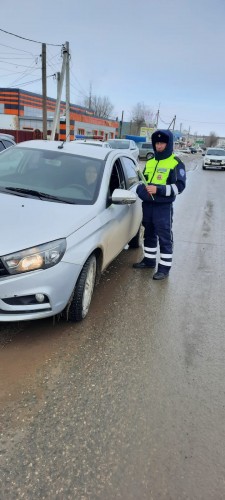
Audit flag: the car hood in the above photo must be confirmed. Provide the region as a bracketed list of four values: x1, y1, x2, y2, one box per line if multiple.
[0, 193, 97, 255]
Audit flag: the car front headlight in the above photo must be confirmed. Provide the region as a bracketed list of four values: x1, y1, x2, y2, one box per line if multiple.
[2, 239, 66, 275]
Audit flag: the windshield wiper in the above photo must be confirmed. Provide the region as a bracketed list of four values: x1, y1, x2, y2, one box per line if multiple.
[5, 187, 43, 199]
[4, 187, 76, 204]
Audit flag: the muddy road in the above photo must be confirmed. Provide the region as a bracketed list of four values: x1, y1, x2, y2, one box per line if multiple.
[1, 154, 225, 499]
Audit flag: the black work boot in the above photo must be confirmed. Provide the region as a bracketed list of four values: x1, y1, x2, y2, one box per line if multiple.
[133, 258, 156, 269]
[153, 271, 169, 280]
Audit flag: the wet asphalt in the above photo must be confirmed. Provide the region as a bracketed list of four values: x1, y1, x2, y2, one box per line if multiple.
[1, 154, 225, 499]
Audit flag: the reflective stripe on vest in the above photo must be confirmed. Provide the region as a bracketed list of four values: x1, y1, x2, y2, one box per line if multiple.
[145, 154, 178, 185]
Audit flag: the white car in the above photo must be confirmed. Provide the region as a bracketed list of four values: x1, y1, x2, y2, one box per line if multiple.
[0, 140, 142, 323]
[108, 139, 139, 161]
[0, 133, 16, 152]
[202, 148, 225, 170]
[74, 139, 111, 148]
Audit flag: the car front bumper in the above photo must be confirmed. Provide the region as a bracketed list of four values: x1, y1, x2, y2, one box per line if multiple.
[0, 261, 82, 322]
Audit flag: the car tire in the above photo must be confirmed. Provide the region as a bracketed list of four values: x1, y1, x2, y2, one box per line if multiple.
[146, 153, 153, 160]
[202, 165, 206, 170]
[128, 225, 143, 248]
[63, 254, 97, 322]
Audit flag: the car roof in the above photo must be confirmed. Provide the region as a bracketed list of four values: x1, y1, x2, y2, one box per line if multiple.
[15, 139, 119, 160]
[74, 140, 110, 147]
[0, 133, 15, 141]
[109, 138, 130, 142]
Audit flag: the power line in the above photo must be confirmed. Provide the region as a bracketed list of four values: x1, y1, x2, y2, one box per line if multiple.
[0, 28, 62, 46]
[0, 60, 40, 68]
[0, 42, 36, 54]
[9, 74, 55, 88]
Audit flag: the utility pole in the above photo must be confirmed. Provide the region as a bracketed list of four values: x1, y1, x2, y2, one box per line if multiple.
[42, 43, 47, 140]
[155, 109, 159, 129]
[119, 110, 124, 138]
[172, 114, 176, 131]
[65, 41, 70, 141]
[88, 82, 92, 110]
[56, 72, 61, 137]
[187, 126, 190, 144]
[50, 44, 67, 140]
[168, 115, 176, 131]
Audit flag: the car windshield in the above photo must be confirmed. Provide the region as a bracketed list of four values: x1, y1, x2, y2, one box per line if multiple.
[0, 147, 104, 205]
[207, 149, 225, 156]
[108, 140, 130, 149]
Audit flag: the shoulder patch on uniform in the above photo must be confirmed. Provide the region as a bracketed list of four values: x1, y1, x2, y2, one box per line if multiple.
[179, 168, 185, 177]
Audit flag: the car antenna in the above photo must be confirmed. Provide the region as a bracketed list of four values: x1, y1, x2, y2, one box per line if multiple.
[58, 132, 71, 149]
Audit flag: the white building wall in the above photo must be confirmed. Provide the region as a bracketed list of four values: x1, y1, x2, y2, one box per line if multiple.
[0, 114, 16, 129]
[74, 120, 116, 137]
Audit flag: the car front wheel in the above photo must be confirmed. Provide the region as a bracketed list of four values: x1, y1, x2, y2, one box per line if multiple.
[63, 254, 97, 322]
[146, 152, 154, 160]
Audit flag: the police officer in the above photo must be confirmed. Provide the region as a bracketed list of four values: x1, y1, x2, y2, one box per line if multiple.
[133, 129, 186, 280]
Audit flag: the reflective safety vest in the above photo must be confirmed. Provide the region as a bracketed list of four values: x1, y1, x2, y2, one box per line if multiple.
[144, 154, 178, 185]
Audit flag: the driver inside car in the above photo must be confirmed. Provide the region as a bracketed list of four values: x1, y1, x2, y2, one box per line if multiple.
[84, 164, 98, 193]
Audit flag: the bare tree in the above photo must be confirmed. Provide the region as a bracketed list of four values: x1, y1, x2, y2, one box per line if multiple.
[131, 102, 155, 135]
[205, 132, 219, 147]
[83, 94, 114, 119]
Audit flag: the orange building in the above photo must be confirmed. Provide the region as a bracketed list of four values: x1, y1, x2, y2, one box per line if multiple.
[0, 88, 118, 141]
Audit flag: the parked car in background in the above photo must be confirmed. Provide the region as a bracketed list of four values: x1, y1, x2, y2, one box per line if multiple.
[180, 147, 191, 154]
[174, 150, 186, 157]
[202, 147, 225, 170]
[190, 147, 197, 154]
[0, 134, 16, 152]
[0, 140, 142, 323]
[138, 142, 154, 160]
[108, 139, 139, 160]
[74, 139, 111, 148]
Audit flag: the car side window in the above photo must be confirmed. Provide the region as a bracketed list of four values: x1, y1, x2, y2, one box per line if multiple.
[130, 141, 136, 150]
[121, 157, 139, 188]
[0, 141, 5, 152]
[2, 140, 14, 149]
[108, 159, 126, 196]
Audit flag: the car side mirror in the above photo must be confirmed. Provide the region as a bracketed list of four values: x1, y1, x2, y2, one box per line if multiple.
[111, 188, 137, 204]
[202, 153, 205, 156]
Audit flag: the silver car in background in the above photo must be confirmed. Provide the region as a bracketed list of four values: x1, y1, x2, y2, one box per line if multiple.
[108, 139, 139, 160]
[0, 140, 142, 323]
[138, 142, 154, 161]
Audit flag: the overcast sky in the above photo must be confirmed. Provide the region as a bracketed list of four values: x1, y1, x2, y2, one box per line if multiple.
[1, 0, 225, 136]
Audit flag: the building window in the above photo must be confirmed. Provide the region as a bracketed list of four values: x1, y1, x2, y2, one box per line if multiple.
[0, 103, 4, 114]
[24, 106, 42, 118]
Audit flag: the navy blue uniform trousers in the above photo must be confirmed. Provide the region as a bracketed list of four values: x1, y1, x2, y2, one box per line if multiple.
[142, 203, 173, 273]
